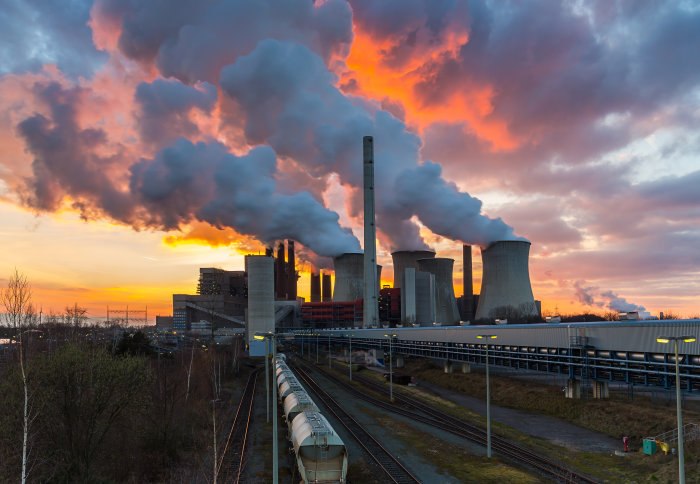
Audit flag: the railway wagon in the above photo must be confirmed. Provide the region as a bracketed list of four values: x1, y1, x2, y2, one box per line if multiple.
[291, 410, 348, 484]
[283, 390, 319, 431]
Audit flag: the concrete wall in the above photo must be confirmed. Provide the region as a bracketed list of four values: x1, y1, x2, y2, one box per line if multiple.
[418, 258, 460, 326]
[401, 268, 417, 324]
[415, 271, 436, 326]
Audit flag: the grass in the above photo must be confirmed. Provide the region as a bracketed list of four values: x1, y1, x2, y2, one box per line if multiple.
[312, 355, 700, 483]
[364, 407, 545, 483]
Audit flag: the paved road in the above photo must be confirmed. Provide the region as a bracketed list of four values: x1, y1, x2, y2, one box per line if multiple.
[416, 378, 622, 453]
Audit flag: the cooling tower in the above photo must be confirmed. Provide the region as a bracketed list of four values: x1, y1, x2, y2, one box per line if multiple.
[322, 273, 332, 302]
[391, 250, 436, 289]
[310, 272, 321, 302]
[333, 253, 381, 305]
[417, 258, 460, 325]
[245, 255, 274, 352]
[475, 240, 539, 321]
[333, 253, 364, 302]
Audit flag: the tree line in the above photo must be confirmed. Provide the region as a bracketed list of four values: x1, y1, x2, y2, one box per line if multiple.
[1, 270, 246, 482]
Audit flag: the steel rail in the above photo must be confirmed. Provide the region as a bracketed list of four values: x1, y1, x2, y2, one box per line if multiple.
[301, 360, 601, 484]
[292, 364, 420, 484]
[217, 368, 260, 483]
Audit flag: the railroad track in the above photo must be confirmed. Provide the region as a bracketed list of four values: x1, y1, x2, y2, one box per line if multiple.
[217, 368, 260, 484]
[298, 359, 601, 484]
[292, 365, 421, 484]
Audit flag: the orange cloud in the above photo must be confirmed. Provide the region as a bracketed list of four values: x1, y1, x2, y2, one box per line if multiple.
[342, 27, 519, 151]
[163, 221, 265, 253]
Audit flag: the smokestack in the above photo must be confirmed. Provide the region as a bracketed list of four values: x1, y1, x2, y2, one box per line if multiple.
[475, 241, 538, 322]
[417, 258, 460, 325]
[463, 244, 473, 320]
[391, 250, 436, 289]
[275, 241, 286, 300]
[265, 246, 273, 257]
[287, 240, 297, 301]
[322, 273, 332, 302]
[310, 272, 321, 302]
[363, 136, 378, 328]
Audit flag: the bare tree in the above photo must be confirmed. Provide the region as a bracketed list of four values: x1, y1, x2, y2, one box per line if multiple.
[1, 269, 36, 484]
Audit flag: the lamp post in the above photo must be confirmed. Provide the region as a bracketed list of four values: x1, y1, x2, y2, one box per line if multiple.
[477, 334, 497, 458]
[254, 332, 279, 484]
[328, 332, 332, 368]
[656, 335, 696, 484]
[265, 338, 270, 422]
[384, 334, 397, 402]
[347, 334, 352, 381]
[316, 333, 319, 363]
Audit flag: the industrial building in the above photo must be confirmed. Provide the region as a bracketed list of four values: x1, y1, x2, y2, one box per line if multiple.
[170, 240, 299, 334]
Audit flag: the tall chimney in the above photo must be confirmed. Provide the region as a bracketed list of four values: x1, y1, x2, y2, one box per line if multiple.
[322, 273, 332, 302]
[363, 136, 379, 328]
[275, 242, 286, 300]
[310, 272, 321, 302]
[463, 244, 473, 320]
[286, 240, 297, 301]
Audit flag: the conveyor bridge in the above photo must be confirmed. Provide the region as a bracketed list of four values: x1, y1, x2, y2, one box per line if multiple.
[291, 321, 700, 394]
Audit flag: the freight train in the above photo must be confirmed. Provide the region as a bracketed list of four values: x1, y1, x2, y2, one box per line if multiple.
[275, 356, 348, 483]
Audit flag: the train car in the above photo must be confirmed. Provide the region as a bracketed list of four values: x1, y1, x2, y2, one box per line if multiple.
[290, 410, 348, 484]
[279, 378, 305, 400]
[283, 390, 319, 431]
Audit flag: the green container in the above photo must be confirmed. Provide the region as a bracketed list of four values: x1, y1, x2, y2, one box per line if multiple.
[643, 439, 657, 455]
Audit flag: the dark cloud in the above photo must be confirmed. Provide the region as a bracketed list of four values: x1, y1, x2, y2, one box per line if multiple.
[17, 82, 133, 220]
[130, 139, 361, 256]
[134, 78, 217, 146]
[95, 0, 354, 84]
[14, 81, 360, 258]
[0, 0, 107, 78]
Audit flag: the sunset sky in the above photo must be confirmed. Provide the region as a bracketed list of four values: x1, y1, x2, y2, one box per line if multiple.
[1, 0, 699, 320]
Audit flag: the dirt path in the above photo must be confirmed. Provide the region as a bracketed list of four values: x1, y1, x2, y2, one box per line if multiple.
[415, 378, 622, 453]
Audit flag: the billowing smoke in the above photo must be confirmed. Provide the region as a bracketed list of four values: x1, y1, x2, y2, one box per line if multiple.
[218, 38, 521, 250]
[17, 81, 360, 258]
[6, 0, 523, 262]
[573, 280, 649, 316]
[599, 290, 647, 314]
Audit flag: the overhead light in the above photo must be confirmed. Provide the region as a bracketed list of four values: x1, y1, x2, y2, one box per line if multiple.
[656, 338, 670, 344]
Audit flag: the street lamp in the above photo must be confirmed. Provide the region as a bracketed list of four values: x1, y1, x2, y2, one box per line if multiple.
[384, 334, 397, 402]
[254, 332, 279, 484]
[346, 334, 352, 381]
[477, 334, 497, 458]
[656, 335, 696, 484]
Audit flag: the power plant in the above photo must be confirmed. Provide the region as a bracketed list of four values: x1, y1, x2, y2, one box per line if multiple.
[166, 138, 542, 337]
